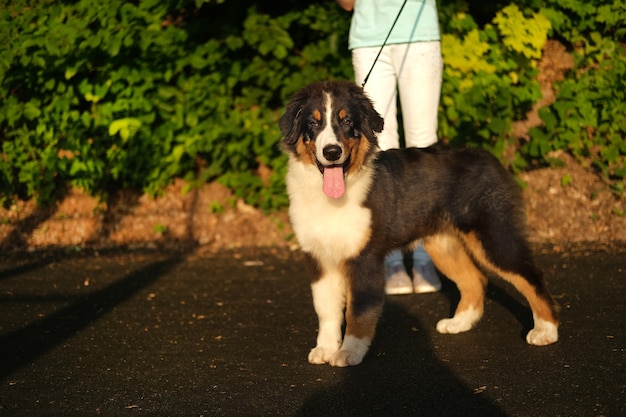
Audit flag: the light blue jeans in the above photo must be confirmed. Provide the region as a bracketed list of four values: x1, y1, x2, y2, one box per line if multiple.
[385, 245, 432, 267]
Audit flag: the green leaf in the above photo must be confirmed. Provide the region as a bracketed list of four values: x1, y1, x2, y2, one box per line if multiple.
[538, 107, 557, 130]
[23, 102, 41, 120]
[109, 118, 142, 141]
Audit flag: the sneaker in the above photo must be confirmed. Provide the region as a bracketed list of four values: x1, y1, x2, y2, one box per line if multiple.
[385, 263, 413, 295]
[412, 261, 442, 293]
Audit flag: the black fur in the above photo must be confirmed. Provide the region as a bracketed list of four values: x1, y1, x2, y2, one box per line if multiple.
[281, 81, 559, 367]
[366, 145, 532, 268]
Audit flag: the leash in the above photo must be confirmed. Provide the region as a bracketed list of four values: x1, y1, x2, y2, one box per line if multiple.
[361, 0, 409, 89]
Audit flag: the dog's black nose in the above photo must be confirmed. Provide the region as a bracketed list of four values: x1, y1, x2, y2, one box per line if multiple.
[323, 145, 342, 162]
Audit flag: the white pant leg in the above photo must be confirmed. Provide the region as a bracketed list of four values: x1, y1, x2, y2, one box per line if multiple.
[352, 47, 400, 150]
[392, 41, 443, 148]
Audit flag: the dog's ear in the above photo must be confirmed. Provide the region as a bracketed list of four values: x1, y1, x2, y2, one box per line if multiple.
[355, 86, 384, 138]
[279, 89, 307, 147]
[366, 104, 384, 134]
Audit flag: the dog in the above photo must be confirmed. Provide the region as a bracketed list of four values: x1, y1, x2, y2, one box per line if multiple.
[279, 80, 559, 367]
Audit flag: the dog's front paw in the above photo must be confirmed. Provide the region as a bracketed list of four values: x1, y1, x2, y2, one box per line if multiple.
[436, 308, 482, 334]
[526, 318, 558, 346]
[329, 348, 365, 367]
[327, 335, 370, 367]
[308, 346, 337, 364]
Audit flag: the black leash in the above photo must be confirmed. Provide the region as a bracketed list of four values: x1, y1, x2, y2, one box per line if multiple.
[361, 0, 409, 89]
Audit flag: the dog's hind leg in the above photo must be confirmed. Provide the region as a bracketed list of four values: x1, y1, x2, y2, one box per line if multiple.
[329, 257, 385, 367]
[462, 232, 559, 346]
[423, 234, 488, 334]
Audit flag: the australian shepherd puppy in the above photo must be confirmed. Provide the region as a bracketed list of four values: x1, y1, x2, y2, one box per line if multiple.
[279, 80, 559, 367]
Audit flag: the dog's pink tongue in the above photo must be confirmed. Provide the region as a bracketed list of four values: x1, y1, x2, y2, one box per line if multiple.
[323, 166, 345, 198]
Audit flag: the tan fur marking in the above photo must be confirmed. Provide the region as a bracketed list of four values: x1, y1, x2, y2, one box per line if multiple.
[424, 234, 487, 315]
[342, 259, 381, 341]
[346, 135, 372, 176]
[296, 138, 316, 166]
[344, 303, 382, 340]
[339, 109, 347, 119]
[461, 232, 558, 325]
[312, 109, 321, 121]
[501, 273, 558, 324]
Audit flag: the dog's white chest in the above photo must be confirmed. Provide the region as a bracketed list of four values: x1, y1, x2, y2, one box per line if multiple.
[287, 160, 373, 263]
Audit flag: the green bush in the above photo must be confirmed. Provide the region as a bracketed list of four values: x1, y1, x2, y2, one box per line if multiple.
[526, 0, 626, 192]
[0, 0, 352, 210]
[1, 0, 624, 212]
[438, 4, 549, 171]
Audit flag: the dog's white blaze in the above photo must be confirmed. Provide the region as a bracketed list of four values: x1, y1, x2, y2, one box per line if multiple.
[315, 93, 347, 166]
[436, 307, 482, 334]
[527, 315, 559, 345]
[286, 158, 373, 264]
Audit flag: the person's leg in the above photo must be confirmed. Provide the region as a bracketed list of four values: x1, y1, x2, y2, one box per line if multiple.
[393, 41, 443, 148]
[353, 47, 413, 294]
[413, 244, 442, 293]
[384, 249, 412, 295]
[352, 46, 400, 150]
[392, 41, 443, 291]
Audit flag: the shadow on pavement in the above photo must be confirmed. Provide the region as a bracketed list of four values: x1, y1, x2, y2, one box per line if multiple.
[0, 254, 59, 284]
[0, 247, 623, 416]
[296, 301, 507, 417]
[0, 253, 185, 377]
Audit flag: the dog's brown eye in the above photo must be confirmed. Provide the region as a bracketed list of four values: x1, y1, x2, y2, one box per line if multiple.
[308, 119, 320, 128]
[342, 118, 353, 127]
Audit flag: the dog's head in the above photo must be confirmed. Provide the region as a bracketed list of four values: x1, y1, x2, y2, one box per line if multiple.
[279, 80, 384, 198]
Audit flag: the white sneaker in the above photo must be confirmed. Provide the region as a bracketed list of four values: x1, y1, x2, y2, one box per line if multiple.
[385, 263, 413, 295]
[412, 262, 442, 293]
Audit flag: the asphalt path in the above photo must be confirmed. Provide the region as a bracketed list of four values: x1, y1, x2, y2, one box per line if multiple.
[0, 246, 624, 417]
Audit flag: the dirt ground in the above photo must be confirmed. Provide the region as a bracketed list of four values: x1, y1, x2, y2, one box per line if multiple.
[1, 41, 624, 254]
[1, 148, 624, 255]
